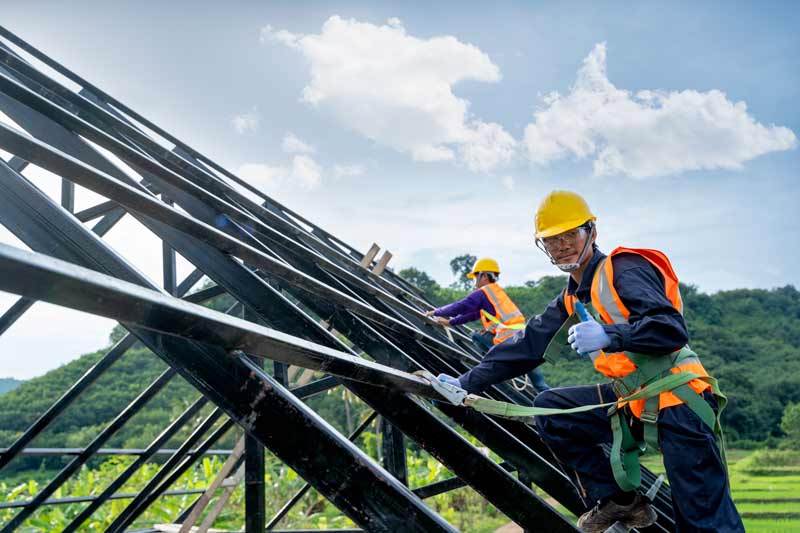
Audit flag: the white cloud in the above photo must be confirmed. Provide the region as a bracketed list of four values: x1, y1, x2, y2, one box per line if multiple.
[231, 108, 260, 134]
[501, 175, 515, 190]
[237, 162, 286, 189]
[262, 16, 515, 173]
[290, 155, 322, 189]
[237, 155, 322, 192]
[282, 132, 316, 154]
[333, 164, 366, 178]
[523, 43, 797, 178]
[459, 122, 517, 173]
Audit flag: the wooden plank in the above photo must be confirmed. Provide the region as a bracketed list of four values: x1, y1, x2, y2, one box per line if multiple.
[197, 463, 245, 533]
[371, 250, 392, 276]
[178, 437, 245, 533]
[359, 243, 380, 268]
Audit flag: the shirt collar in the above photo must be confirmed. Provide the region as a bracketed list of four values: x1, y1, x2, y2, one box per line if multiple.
[566, 246, 606, 301]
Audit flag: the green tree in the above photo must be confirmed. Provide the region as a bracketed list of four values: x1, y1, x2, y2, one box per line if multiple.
[398, 267, 441, 301]
[780, 403, 800, 446]
[449, 254, 477, 291]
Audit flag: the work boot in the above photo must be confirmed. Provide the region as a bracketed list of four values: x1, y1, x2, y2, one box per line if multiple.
[577, 493, 657, 533]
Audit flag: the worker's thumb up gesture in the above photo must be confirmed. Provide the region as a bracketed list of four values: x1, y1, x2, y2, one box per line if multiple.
[568, 317, 611, 356]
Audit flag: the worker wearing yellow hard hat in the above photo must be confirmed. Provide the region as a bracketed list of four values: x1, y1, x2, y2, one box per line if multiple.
[426, 257, 549, 392]
[534, 190, 597, 273]
[438, 191, 742, 532]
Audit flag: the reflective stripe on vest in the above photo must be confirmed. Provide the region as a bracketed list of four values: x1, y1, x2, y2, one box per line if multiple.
[479, 283, 526, 344]
[564, 248, 711, 417]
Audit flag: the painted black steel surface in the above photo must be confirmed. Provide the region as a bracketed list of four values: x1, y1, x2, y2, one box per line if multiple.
[0, 24, 677, 532]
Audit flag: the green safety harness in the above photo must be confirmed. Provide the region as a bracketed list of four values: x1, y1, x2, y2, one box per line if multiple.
[449, 303, 728, 492]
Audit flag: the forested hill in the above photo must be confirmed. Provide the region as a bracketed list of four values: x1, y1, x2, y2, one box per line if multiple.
[0, 378, 23, 395]
[0, 276, 797, 473]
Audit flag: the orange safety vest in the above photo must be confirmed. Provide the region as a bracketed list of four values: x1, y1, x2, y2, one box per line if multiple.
[563, 247, 711, 418]
[479, 283, 526, 345]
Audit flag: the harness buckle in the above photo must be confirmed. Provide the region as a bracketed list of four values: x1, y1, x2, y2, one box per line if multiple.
[612, 379, 633, 398]
[414, 370, 467, 406]
[639, 410, 658, 425]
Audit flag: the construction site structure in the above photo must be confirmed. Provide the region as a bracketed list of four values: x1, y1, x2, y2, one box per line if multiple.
[0, 26, 674, 532]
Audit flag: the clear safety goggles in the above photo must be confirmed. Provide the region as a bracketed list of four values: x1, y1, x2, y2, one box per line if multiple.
[535, 223, 595, 272]
[539, 226, 587, 251]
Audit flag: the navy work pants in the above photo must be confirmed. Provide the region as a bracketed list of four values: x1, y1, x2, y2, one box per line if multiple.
[533, 383, 744, 532]
[471, 330, 550, 392]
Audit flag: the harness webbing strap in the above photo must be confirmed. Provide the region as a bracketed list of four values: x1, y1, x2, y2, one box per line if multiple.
[463, 371, 703, 420]
[480, 309, 525, 331]
[463, 371, 726, 490]
[610, 408, 644, 492]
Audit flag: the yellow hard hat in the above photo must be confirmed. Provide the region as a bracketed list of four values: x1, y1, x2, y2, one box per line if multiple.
[534, 190, 596, 239]
[467, 257, 500, 279]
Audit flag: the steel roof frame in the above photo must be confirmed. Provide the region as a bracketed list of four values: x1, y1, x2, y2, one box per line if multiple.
[0, 25, 675, 533]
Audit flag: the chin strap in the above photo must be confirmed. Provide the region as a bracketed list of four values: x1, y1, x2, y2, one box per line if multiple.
[536, 224, 596, 272]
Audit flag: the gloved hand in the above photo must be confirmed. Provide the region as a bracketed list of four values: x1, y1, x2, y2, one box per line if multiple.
[568, 318, 611, 355]
[437, 373, 461, 388]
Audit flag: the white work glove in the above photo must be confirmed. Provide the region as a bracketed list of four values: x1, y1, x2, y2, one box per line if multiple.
[568, 318, 611, 356]
[437, 373, 461, 388]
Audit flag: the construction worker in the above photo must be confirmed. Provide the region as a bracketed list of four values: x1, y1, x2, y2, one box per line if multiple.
[426, 258, 550, 392]
[438, 191, 743, 532]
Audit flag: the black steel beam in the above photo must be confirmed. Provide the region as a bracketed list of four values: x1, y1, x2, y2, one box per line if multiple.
[0, 118, 472, 365]
[412, 462, 515, 500]
[0, 369, 176, 532]
[92, 150, 572, 530]
[245, 319, 266, 533]
[60, 177, 74, 211]
[0, 33, 468, 370]
[0, 55, 432, 316]
[0, 296, 34, 337]
[265, 412, 379, 530]
[0, 28, 675, 531]
[74, 199, 118, 222]
[289, 375, 340, 398]
[0, 488, 209, 510]
[0, 160, 455, 532]
[0, 333, 136, 472]
[1, 135, 568, 521]
[61, 395, 208, 533]
[162, 196, 177, 295]
[0, 447, 230, 457]
[381, 418, 407, 486]
[336, 378, 577, 532]
[151, 210, 575, 533]
[106, 411, 230, 532]
[0, 126, 580, 533]
[0, 241, 436, 399]
[0, 231, 206, 474]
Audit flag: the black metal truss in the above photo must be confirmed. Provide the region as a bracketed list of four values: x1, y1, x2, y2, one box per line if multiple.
[0, 25, 677, 533]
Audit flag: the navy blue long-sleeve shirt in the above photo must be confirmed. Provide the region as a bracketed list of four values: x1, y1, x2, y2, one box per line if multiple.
[458, 247, 689, 393]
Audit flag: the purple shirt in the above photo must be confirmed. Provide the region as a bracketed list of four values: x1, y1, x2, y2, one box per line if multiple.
[433, 289, 496, 326]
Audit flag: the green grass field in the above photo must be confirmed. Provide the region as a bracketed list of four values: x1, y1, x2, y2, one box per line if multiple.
[641, 450, 800, 532]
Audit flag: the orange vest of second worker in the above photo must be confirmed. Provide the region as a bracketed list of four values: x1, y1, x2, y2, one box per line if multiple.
[562, 247, 711, 418]
[478, 283, 526, 344]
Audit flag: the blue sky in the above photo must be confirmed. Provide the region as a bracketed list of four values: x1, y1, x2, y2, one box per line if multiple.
[1, 1, 798, 377]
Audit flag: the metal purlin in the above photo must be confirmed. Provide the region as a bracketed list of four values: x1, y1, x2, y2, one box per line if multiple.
[0, 26, 675, 533]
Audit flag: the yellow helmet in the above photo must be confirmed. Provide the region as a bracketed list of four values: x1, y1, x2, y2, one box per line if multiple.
[534, 190, 596, 239]
[467, 257, 500, 279]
